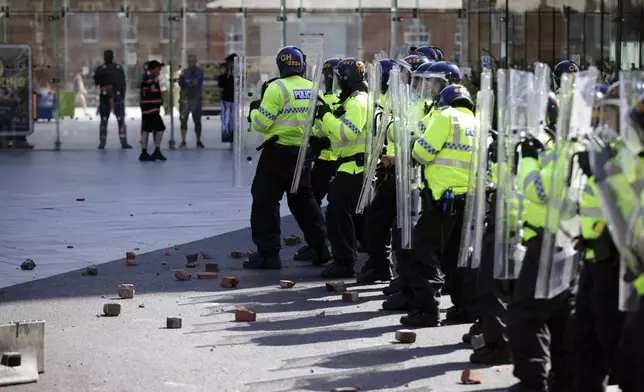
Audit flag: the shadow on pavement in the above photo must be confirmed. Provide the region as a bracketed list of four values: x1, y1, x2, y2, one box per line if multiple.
[0, 215, 364, 303]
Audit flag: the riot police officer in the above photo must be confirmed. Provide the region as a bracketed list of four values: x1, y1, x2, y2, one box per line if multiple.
[243, 46, 330, 270]
[315, 58, 370, 279]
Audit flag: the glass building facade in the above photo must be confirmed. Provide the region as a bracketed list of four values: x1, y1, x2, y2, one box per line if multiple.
[0, 0, 641, 148]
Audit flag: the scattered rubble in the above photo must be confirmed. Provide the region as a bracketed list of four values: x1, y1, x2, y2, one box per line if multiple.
[235, 309, 256, 322]
[221, 277, 239, 288]
[82, 265, 98, 276]
[342, 291, 359, 302]
[395, 329, 417, 344]
[118, 284, 135, 299]
[164, 249, 172, 256]
[197, 272, 217, 279]
[460, 369, 484, 385]
[103, 303, 121, 317]
[166, 317, 182, 329]
[199, 250, 213, 259]
[125, 252, 136, 266]
[20, 259, 36, 271]
[279, 280, 296, 289]
[174, 271, 192, 281]
[326, 282, 346, 292]
[230, 250, 248, 259]
[316, 311, 326, 318]
[283, 235, 302, 246]
[205, 263, 220, 273]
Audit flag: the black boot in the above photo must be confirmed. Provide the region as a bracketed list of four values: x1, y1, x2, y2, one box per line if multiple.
[462, 320, 483, 344]
[400, 310, 440, 327]
[310, 246, 332, 266]
[382, 292, 409, 311]
[293, 245, 312, 261]
[445, 307, 477, 324]
[121, 139, 133, 149]
[356, 263, 393, 283]
[320, 262, 355, 279]
[469, 345, 512, 365]
[151, 148, 167, 161]
[139, 151, 155, 161]
[242, 251, 282, 270]
[383, 277, 404, 296]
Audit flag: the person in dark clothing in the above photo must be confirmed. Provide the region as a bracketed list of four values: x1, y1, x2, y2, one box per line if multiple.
[218, 53, 236, 143]
[94, 49, 131, 149]
[139, 60, 166, 162]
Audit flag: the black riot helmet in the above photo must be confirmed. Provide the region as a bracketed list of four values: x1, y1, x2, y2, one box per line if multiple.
[322, 57, 342, 94]
[377, 59, 396, 94]
[335, 57, 367, 93]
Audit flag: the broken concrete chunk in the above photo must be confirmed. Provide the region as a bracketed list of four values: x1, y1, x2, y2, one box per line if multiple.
[235, 309, 256, 322]
[280, 280, 296, 289]
[460, 369, 484, 385]
[199, 250, 213, 259]
[174, 270, 192, 281]
[166, 317, 182, 329]
[67, 245, 74, 249]
[283, 235, 302, 246]
[204, 263, 220, 273]
[85, 265, 98, 276]
[330, 388, 358, 392]
[118, 284, 135, 299]
[221, 277, 239, 288]
[76, 198, 85, 202]
[125, 252, 136, 266]
[103, 303, 121, 316]
[164, 249, 172, 256]
[326, 281, 346, 292]
[342, 291, 359, 302]
[230, 250, 248, 259]
[197, 272, 218, 280]
[1, 352, 21, 367]
[395, 329, 416, 344]
[316, 311, 326, 318]
[20, 259, 36, 271]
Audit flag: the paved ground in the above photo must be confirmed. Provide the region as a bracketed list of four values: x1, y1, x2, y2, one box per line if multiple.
[0, 120, 518, 391]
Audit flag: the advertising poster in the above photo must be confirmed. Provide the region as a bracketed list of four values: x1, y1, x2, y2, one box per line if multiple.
[0, 45, 33, 136]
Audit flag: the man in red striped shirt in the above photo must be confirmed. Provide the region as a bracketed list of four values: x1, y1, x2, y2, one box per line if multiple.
[139, 60, 167, 161]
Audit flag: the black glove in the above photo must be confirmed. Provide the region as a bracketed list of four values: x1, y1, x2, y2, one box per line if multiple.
[309, 135, 331, 154]
[488, 140, 498, 163]
[316, 104, 332, 120]
[519, 138, 543, 160]
[249, 100, 261, 111]
[576, 150, 592, 177]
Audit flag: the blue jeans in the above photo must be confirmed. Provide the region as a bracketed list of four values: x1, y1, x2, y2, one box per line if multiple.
[221, 100, 234, 143]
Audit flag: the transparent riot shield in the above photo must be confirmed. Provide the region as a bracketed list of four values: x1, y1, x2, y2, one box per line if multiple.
[290, 55, 324, 194]
[458, 69, 494, 269]
[493, 69, 534, 280]
[535, 68, 599, 299]
[356, 61, 383, 214]
[233, 56, 280, 187]
[390, 66, 413, 249]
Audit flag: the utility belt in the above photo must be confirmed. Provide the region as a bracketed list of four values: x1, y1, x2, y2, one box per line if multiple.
[336, 152, 365, 167]
[422, 187, 466, 215]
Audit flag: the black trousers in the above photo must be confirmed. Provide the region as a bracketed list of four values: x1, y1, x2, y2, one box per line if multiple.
[363, 169, 395, 271]
[326, 171, 363, 265]
[616, 296, 644, 392]
[570, 257, 624, 392]
[311, 158, 340, 205]
[507, 236, 574, 392]
[250, 146, 327, 254]
[477, 228, 511, 348]
[407, 191, 465, 315]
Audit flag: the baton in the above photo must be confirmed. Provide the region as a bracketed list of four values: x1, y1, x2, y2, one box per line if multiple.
[256, 135, 279, 151]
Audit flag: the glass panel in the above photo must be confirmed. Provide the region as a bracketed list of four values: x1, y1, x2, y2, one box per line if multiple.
[525, 12, 539, 67]
[2, 10, 59, 150]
